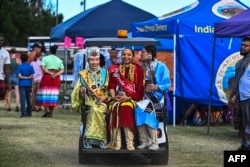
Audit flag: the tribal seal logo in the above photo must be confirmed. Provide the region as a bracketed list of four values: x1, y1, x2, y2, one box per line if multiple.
[212, 0, 246, 19]
[215, 52, 242, 104]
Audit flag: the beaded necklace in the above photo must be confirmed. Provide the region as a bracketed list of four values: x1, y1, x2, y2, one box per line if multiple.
[119, 63, 134, 81]
[87, 67, 102, 90]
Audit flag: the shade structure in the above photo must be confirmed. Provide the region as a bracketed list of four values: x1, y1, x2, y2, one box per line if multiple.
[132, 0, 249, 106]
[214, 8, 250, 37]
[132, 0, 249, 127]
[50, 0, 155, 40]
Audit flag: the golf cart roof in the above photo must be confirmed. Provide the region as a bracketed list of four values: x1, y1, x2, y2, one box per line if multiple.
[84, 37, 161, 47]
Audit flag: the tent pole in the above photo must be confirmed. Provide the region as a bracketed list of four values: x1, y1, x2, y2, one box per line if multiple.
[208, 36, 216, 135]
[173, 34, 177, 127]
[174, 19, 184, 127]
[64, 48, 68, 93]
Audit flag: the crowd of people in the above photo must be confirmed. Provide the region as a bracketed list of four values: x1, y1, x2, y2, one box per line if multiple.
[0, 32, 172, 151]
[68, 36, 249, 152]
[0, 33, 64, 118]
[2, 32, 249, 151]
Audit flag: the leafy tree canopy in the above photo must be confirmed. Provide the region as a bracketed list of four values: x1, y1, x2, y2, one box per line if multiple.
[0, 0, 63, 47]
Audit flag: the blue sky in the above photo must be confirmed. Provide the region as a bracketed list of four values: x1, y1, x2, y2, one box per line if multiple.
[54, 0, 250, 21]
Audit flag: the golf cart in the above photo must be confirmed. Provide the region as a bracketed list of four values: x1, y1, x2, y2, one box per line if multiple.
[78, 37, 169, 165]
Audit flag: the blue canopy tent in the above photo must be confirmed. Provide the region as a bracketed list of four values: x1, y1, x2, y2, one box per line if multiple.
[132, 0, 249, 126]
[50, 0, 155, 40]
[214, 8, 250, 37]
[210, 8, 250, 129]
[212, 8, 250, 106]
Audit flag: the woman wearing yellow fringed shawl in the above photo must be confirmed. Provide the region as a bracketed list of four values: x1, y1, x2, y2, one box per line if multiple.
[71, 47, 110, 149]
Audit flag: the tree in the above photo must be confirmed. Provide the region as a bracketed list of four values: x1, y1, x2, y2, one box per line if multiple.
[0, 0, 63, 47]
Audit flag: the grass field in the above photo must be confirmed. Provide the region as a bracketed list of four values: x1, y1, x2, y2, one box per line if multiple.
[0, 100, 240, 167]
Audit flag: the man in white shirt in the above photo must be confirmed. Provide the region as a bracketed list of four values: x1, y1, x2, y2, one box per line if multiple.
[0, 34, 10, 100]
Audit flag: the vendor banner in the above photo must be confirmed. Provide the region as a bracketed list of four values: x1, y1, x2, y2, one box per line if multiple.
[64, 36, 72, 48]
[75, 37, 84, 48]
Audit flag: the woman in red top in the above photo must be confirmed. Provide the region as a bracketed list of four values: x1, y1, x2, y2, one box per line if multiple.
[108, 48, 144, 150]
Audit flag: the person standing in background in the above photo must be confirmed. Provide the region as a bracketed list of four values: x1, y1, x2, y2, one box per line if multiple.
[28, 42, 42, 64]
[17, 53, 34, 117]
[229, 36, 250, 150]
[30, 52, 43, 112]
[0, 34, 10, 101]
[36, 45, 64, 117]
[6, 48, 21, 112]
[71, 47, 83, 88]
[40, 42, 47, 56]
[105, 48, 119, 68]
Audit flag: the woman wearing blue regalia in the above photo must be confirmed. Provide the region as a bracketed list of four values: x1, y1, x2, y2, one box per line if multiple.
[135, 45, 171, 151]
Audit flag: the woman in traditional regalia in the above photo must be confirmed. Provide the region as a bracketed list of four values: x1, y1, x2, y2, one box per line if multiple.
[108, 48, 144, 150]
[71, 47, 110, 149]
[135, 45, 171, 151]
[36, 45, 64, 117]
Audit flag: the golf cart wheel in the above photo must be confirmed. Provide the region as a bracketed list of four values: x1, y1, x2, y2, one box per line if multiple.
[78, 136, 96, 164]
[79, 153, 96, 164]
[151, 131, 169, 165]
[151, 150, 168, 165]
[78, 136, 85, 164]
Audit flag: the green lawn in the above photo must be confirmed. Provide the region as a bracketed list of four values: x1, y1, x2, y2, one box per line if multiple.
[0, 101, 240, 167]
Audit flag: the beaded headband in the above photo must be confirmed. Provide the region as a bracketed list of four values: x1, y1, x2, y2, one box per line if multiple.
[87, 47, 100, 59]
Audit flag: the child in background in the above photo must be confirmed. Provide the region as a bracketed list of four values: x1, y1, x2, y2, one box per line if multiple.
[17, 53, 34, 117]
[31, 52, 43, 111]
